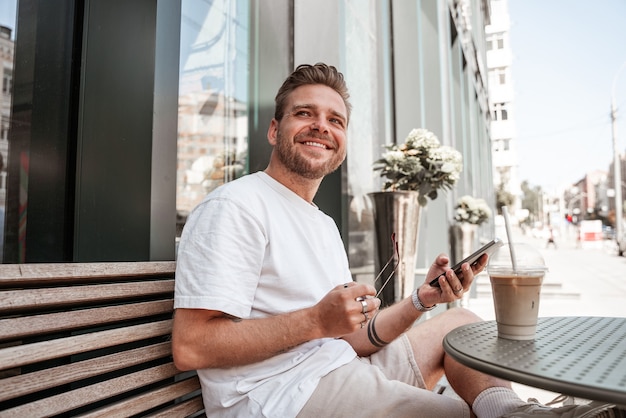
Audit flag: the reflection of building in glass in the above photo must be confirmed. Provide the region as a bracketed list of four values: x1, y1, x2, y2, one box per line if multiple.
[0, 25, 13, 208]
[177, 89, 247, 214]
[176, 0, 249, 222]
[0, 24, 13, 259]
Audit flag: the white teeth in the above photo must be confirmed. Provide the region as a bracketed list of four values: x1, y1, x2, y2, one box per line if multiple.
[303, 141, 327, 149]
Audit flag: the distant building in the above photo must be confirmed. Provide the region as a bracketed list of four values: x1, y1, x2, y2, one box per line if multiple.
[485, 0, 521, 217]
[607, 155, 626, 217]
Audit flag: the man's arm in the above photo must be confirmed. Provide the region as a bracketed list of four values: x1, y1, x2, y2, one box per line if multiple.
[342, 253, 487, 356]
[171, 282, 379, 370]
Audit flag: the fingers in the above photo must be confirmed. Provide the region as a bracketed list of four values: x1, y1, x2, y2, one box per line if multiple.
[437, 266, 470, 300]
[424, 253, 489, 303]
[472, 253, 489, 273]
[339, 281, 375, 296]
[340, 282, 377, 303]
[438, 270, 461, 295]
[354, 297, 379, 329]
[340, 282, 381, 329]
[433, 253, 450, 268]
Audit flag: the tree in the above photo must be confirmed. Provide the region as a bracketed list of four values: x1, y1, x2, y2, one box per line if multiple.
[496, 183, 515, 215]
[520, 181, 542, 225]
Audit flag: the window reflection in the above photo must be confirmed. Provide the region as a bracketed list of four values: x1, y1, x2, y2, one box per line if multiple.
[343, 0, 393, 270]
[176, 0, 249, 236]
[0, 3, 16, 262]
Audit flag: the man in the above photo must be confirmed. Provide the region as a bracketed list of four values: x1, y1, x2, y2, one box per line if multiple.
[173, 63, 619, 417]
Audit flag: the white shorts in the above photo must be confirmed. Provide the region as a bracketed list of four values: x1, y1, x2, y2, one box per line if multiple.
[297, 334, 471, 418]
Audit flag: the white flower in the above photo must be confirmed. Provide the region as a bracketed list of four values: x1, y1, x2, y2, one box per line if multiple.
[382, 150, 405, 162]
[454, 195, 492, 225]
[373, 128, 463, 206]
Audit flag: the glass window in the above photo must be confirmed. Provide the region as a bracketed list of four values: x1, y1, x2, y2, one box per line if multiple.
[493, 102, 509, 121]
[493, 138, 510, 152]
[176, 0, 250, 237]
[486, 33, 504, 51]
[489, 67, 507, 86]
[2, 68, 11, 94]
[342, 0, 393, 270]
[0, 4, 15, 262]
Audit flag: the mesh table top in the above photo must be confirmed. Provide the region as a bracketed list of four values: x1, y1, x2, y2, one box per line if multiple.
[443, 316, 626, 406]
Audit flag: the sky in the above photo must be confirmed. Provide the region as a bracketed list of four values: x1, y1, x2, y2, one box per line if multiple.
[508, 0, 626, 194]
[0, 1, 16, 35]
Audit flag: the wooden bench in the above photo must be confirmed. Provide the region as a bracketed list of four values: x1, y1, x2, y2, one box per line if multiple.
[0, 262, 205, 417]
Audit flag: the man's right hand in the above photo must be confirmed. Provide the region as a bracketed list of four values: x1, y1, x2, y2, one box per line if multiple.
[310, 282, 380, 337]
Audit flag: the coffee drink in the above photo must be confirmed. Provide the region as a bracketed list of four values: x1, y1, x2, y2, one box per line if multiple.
[489, 272, 544, 340]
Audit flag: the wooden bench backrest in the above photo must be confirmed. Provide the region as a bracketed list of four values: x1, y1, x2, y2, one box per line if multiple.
[0, 262, 205, 418]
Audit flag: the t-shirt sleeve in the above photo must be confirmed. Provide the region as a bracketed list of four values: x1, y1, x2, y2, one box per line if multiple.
[174, 197, 267, 318]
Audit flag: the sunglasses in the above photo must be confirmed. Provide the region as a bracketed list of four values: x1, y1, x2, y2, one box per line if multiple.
[373, 232, 400, 298]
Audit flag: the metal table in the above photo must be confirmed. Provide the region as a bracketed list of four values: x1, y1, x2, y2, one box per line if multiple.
[443, 316, 626, 406]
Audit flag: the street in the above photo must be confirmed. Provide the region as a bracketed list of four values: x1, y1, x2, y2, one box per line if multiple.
[468, 227, 626, 320]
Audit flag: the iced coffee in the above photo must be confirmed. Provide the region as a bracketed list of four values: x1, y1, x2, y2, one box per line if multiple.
[487, 243, 548, 340]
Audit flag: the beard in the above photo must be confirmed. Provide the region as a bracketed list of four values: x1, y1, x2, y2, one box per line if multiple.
[274, 129, 345, 179]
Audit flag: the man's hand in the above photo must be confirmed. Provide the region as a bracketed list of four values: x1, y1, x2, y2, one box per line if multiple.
[419, 253, 488, 307]
[310, 282, 381, 337]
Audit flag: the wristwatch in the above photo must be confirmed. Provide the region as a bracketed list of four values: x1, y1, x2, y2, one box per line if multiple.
[412, 288, 436, 312]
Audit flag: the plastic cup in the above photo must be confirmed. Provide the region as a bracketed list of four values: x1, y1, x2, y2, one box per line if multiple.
[487, 243, 548, 340]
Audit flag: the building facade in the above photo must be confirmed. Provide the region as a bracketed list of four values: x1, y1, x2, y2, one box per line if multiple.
[2, 0, 495, 280]
[485, 0, 521, 218]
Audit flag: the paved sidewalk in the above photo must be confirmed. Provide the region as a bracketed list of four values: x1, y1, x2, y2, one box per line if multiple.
[464, 226, 626, 405]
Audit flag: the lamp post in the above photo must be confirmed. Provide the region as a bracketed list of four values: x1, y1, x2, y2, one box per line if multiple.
[611, 62, 626, 248]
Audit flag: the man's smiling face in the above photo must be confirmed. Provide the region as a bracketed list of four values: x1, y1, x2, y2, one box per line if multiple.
[269, 84, 347, 180]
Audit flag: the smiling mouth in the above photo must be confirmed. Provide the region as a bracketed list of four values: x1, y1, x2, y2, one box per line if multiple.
[302, 141, 328, 150]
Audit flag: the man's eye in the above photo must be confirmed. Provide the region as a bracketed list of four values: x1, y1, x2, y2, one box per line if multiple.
[296, 110, 311, 117]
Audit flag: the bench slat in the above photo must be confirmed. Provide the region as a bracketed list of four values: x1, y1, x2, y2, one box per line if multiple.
[0, 320, 172, 370]
[0, 261, 204, 417]
[0, 299, 173, 341]
[77, 376, 202, 418]
[0, 280, 174, 313]
[0, 262, 176, 286]
[0, 341, 172, 402]
[0, 363, 180, 417]
[144, 395, 206, 418]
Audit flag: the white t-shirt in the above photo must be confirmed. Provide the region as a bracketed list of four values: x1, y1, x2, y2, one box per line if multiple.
[175, 171, 357, 417]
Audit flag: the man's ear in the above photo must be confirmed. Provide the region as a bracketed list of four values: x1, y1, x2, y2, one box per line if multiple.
[267, 118, 279, 145]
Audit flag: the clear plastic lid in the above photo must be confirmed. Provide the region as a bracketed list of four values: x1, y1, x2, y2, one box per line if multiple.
[487, 242, 548, 275]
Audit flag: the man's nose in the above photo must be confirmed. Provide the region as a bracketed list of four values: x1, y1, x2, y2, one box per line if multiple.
[311, 116, 330, 133]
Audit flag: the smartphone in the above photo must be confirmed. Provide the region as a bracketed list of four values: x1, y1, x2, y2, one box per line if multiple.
[429, 238, 504, 287]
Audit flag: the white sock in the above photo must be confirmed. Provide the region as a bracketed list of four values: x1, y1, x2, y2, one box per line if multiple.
[472, 387, 529, 418]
